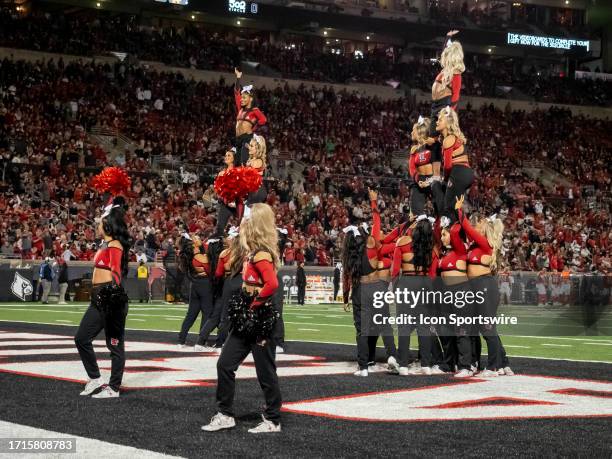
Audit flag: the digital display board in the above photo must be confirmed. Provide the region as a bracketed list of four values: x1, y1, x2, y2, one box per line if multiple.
[228, 0, 258, 14]
[507, 33, 589, 52]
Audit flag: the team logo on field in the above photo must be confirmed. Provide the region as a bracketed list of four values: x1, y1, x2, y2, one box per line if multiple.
[11, 272, 33, 301]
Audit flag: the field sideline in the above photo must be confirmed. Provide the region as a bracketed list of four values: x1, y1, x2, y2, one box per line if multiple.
[1, 302, 610, 363]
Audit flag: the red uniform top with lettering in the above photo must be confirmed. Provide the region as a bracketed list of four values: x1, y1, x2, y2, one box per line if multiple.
[235, 82, 267, 130]
[459, 209, 492, 266]
[93, 242, 123, 284]
[409, 146, 433, 182]
[438, 223, 467, 273]
[242, 251, 278, 309]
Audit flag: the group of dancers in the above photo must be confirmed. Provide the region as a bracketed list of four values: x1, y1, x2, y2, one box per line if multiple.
[342, 30, 512, 378]
[71, 30, 511, 435]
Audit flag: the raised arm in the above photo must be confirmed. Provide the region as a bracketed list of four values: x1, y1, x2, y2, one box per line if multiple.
[234, 68, 242, 113]
[458, 208, 491, 252]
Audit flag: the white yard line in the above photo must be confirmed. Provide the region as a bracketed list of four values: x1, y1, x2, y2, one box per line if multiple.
[541, 344, 573, 348]
[298, 328, 320, 332]
[0, 420, 184, 459]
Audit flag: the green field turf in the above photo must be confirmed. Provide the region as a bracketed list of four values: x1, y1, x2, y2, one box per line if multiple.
[0, 302, 611, 363]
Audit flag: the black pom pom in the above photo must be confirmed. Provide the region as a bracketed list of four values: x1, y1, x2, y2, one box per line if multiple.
[227, 290, 279, 339]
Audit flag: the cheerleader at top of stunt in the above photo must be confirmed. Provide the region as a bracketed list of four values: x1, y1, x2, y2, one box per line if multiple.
[75, 167, 132, 398]
[456, 195, 514, 376]
[203, 203, 282, 434]
[234, 67, 267, 166]
[436, 107, 474, 223]
[409, 116, 439, 216]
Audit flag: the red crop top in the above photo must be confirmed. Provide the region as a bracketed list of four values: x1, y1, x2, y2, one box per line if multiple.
[235, 81, 267, 130]
[458, 209, 493, 267]
[192, 256, 211, 277]
[409, 146, 433, 182]
[366, 200, 381, 261]
[242, 251, 279, 309]
[215, 249, 232, 279]
[438, 223, 467, 273]
[442, 136, 469, 178]
[93, 240, 123, 284]
[435, 72, 461, 110]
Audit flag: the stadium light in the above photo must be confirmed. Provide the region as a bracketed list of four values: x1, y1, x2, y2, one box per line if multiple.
[565, 0, 569, 4]
[237, 19, 241, 25]
[366, 35, 370, 40]
[191, 14, 195, 19]
[323, 31, 328, 36]
[96, 2, 101, 7]
[488, 48, 492, 53]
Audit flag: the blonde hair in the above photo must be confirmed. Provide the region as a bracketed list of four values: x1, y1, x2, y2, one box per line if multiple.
[250, 134, 267, 166]
[482, 218, 504, 272]
[438, 108, 467, 145]
[228, 234, 247, 277]
[410, 117, 431, 149]
[239, 203, 280, 267]
[440, 41, 465, 86]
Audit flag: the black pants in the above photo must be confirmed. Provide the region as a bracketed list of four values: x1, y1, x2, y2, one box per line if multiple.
[234, 133, 253, 166]
[410, 179, 432, 216]
[351, 283, 369, 370]
[198, 295, 223, 346]
[472, 275, 507, 370]
[178, 278, 213, 345]
[75, 283, 128, 391]
[246, 183, 267, 206]
[444, 280, 476, 371]
[362, 280, 397, 362]
[138, 279, 148, 302]
[297, 284, 306, 305]
[214, 274, 243, 347]
[214, 201, 240, 238]
[443, 165, 474, 222]
[216, 332, 282, 424]
[333, 282, 339, 301]
[272, 272, 285, 349]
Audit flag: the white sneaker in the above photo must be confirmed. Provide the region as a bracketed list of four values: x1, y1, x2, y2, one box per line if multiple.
[58, 301, 67, 305]
[202, 413, 236, 432]
[470, 364, 478, 373]
[177, 344, 188, 350]
[408, 361, 421, 370]
[430, 365, 445, 375]
[79, 377, 104, 396]
[212, 346, 223, 354]
[248, 415, 281, 434]
[478, 369, 499, 377]
[398, 366, 409, 376]
[454, 369, 474, 378]
[194, 344, 207, 352]
[387, 356, 399, 373]
[503, 366, 515, 376]
[91, 385, 119, 398]
[367, 361, 375, 368]
[275, 346, 285, 354]
[353, 369, 368, 377]
[419, 366, 432, 375]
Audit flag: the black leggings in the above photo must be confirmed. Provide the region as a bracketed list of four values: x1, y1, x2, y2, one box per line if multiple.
[443, 165, 474, 222]
[234, 133, 253, 166]
[178, 278, 213, 345]
[214, 201, 238, 239]
[216, 332, 282, 424]
[410, 179, 432, 216]
[213, 274, 243, 347]
[362, 280, 396, 362]
[351, 283, 369, 370]
[75, 283, 128, 391]
[246, 183, 267, 206]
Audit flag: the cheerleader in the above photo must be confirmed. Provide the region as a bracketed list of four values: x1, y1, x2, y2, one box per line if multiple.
[408, 116, 436, 215]
[436, 107, 473, 222]
[75, 197, 132, 398]
[391, 215, 441, 375]
[203, 203, 282, 433]
[233, 68, 267, 166]
[343, 189, 396, 377]
[213, 148, 240, 238]
[245, 134, 268, 207]
[177, 234, 214, 348]
[456, 195, 513, 376]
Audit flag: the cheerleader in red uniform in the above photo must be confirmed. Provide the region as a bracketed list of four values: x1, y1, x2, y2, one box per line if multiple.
[203, 204, 282, 434]
[233, 68, 267, 166]
[245, 134, 268, 207]
[213, 148, 240, 237]
[436, 107, 473, 222]
[409, 116, 437, 215]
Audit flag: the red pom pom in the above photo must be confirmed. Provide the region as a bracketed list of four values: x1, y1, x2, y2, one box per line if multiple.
[91, 167, 132, 196]
[214, 167, 263, 202]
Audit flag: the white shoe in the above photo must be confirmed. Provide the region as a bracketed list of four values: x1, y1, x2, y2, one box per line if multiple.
[430, 365, 445, 375]
[212, 346, 223, 354]
[502, 366, 515, 376]
[91, 385, 119, 398]
[398, 367, 409, 376]
[367, 361, 375, 368]
[194, 344, 207, 352]
[478, 369, 499, 377]
[177, 344, 188, 350]
[248, 415, 281, 434]
[387, 356, 399, 373]
[454, 369, 474, 378]
[202, 413, 236, 432]
[470, 364, 478, 373]
[353, 369, 368, 377]
[79, 377, 104, 396]
[58, 301, 67, 305]
[275, 346, 284, 354]
[407, 361, 421, 370]
[419, 366, 432, 375]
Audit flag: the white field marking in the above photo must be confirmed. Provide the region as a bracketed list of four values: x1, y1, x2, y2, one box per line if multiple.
[128, 318, 147, 322]
[0, 308, 186, 319]
[501, 345, 531, 349]
[0, 420, 184, 458]
[165, 318, 182, 321]
[284, 321, 353, 328]
[541, 343, 572, 347]
[0, 340, 76, 347]
[582, 342, 612, 346]
[1, 320, 611, 365]
[54, 320, 73, 323]
[293, 316, 315, 319]
[505, 335, 612, 343]
[298, 328, 320, 332]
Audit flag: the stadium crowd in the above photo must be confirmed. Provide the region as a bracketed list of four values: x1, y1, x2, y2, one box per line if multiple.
[0, 8, 610, 107]
[0, 57, 610, 273]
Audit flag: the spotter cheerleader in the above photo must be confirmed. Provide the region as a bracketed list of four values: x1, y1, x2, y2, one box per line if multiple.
[214, 148, 241, 238]
[177, 234, 215, 348]
[343, 189, 396, 377]
[203, 204, 282, 434]
[457, 196, 513, 376]
[234, 68, 267, 166]
[75, 196, 132, 398]
[196, 227, 242, 350]
[409, 116, 436, 215]
[391, 215, 441, 375]
[436, 107, 473, 222]
[245, 134, 268, 207]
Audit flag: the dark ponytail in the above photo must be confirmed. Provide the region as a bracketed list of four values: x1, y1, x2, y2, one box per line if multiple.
[102, 197, 133, 277]
[342, 230, 366, 287]
[178, 236, 196, 279]
[412, 219, 433, 275]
